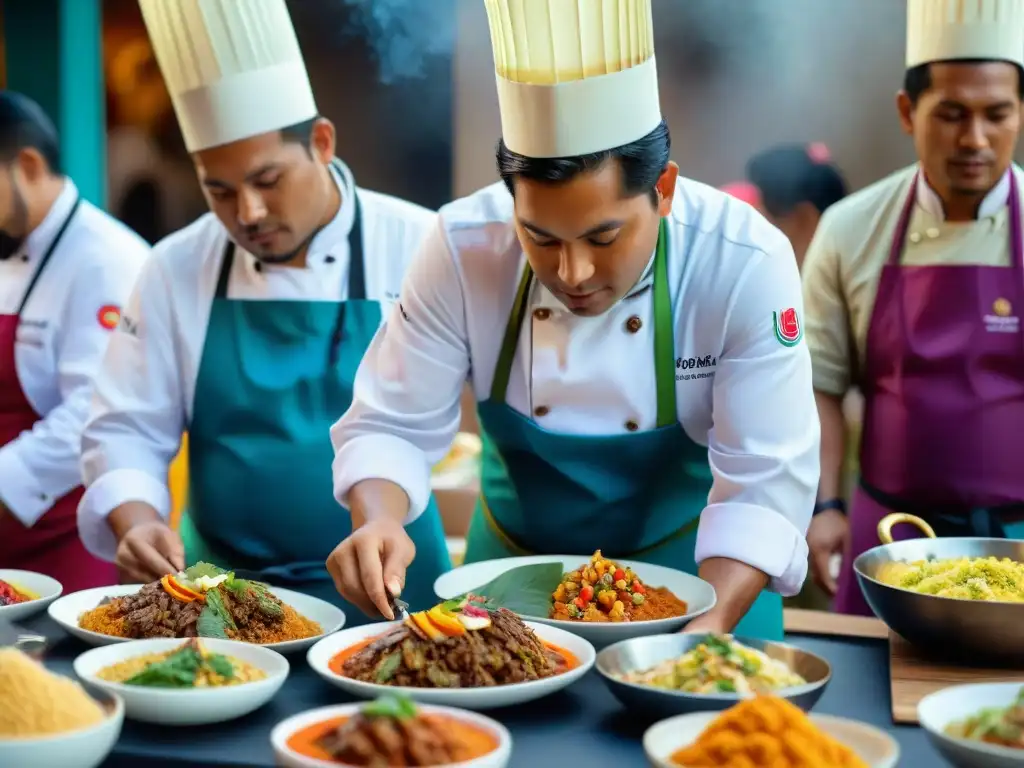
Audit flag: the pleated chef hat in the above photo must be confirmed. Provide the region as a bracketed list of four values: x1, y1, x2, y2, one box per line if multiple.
[906, 0, 1024, 68]
[483, 0, 662, 159]
[138, 0, 317, 153]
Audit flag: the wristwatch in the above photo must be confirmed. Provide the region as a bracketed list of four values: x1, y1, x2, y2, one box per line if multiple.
[813, 498, 847, 516]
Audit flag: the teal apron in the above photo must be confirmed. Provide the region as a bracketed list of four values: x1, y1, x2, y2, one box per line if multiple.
[180, 185, 450, 626]
[464, 219, 783, 640]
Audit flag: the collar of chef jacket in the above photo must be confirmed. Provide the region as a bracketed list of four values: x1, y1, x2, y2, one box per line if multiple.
[915, 165, 1016, 221]
[14, 179, 78, 263]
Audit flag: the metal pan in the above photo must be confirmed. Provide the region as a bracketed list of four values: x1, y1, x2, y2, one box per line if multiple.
[854, 512, 1024, 664]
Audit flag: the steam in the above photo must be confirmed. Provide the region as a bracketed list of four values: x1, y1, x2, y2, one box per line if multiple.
[336, 0, 456, 85]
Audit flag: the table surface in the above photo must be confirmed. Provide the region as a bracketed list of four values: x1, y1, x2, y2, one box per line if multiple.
[24, 616, 943, 767]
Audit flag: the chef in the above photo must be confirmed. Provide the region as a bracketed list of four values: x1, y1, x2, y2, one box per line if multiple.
[803, 0, 1024, 614]
[328, 0, 820, 638]
[721, 143, 848, 269]
[76, 0, 450, 620]
[0, 91, 149, 590]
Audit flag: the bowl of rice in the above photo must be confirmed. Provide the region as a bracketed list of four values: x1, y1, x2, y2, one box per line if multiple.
[73, 636, 289, 725]
[0, 647, 124, 768]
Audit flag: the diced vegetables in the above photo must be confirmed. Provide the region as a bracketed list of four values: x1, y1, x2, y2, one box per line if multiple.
[550, 550, 653, 622]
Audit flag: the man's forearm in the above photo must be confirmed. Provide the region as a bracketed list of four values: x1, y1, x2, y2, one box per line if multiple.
[348, 479, 411, 528]
[107, 501, 162, 539]
[814, 390, 847, 502]
[695, 557, 770, 632]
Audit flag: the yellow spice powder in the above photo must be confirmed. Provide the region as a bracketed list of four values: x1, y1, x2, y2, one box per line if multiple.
[0, 648, 106, 737]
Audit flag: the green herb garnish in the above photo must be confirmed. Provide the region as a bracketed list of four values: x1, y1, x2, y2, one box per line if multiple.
[362, 694, 418, 720]
[374, 651, 402, 683]
[184, 562, 227, 581]
[197, 589, 237, 639]
[124, 645, 202, 688]
[715, 679, 737, 693]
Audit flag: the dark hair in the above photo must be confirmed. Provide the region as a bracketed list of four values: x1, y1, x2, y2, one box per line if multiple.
[0, 91, 61, 174]
[746, 145, 847, 217]
[496, 120, 671, 205]
[279, 116, 319, 153]
[904, 60, 1024, 105]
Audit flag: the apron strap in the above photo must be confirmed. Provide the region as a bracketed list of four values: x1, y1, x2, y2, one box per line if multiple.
[488, 216, 676, 428]
[16, 197, 81, 316]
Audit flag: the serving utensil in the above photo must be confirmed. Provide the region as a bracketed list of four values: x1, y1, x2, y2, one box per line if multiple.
[388, 593, 409, 621]
[0, 619, 48, 658]
[595, 633, 831, 718]
[854, 512, 1024, 664]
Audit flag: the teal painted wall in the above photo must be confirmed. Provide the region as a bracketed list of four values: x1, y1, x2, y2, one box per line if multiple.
[4, 0, 106, 208]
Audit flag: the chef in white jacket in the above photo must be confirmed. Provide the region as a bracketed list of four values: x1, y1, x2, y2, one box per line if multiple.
[0, 91, 149, 592]
[77, 0, 450, 621]
[328, 0, 820, 639]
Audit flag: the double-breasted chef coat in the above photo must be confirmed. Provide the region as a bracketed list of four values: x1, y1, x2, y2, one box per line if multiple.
[331, 178, 821, 640]
[0, 179, 149, 590]
[77, 160, 451, 622]
[803, 164, 1024, 615]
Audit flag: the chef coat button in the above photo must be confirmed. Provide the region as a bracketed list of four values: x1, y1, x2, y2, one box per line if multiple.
[254, 261, 263, 272]
[20, 255, 27, 262]
[325, 255, 336, 264]
[908, 232, 922, 244]
[625, 315, 642, 333]
[625, 420, 639, 432]
[534, 405, 550, 417]
[925, 227, 940, 239]
[533, 308, 551, 321]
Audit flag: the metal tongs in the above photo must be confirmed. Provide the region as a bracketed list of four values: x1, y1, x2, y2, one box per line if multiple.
[388, 592, 409, 621]
[0, 619, 48, 659]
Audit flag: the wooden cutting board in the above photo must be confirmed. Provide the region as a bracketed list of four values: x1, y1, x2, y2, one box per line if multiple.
[889, 632, 1024, 723]
[783, 608, 888, 640]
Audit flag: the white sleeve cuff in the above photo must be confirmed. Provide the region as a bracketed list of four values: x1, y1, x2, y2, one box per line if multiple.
[77, 468, 172, 562]
[332, 433, 432, 525]
[0, 446, 57, 528]
[694, 502, 809, 597]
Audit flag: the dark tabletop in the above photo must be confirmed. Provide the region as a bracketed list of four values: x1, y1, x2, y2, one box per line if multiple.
[23, 616, 943, 767]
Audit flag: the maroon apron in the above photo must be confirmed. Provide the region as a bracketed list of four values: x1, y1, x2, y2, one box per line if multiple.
[834, 172, 1024, 615]
[0, 198, 117, 591]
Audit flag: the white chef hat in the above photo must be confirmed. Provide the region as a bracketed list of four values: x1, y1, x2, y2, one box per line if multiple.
[906, 0, 1024, 69]
[483, 0, 662, 159]
[138, 0, 318, 153]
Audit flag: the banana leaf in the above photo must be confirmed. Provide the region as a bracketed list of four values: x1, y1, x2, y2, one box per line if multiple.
[456, 562, 566, 616]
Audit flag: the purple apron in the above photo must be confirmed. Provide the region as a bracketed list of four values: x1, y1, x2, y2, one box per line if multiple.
[834, 172, 1024, 616]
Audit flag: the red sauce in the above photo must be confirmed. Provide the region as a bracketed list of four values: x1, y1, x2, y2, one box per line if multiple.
[328, 634, 579, 677]
[286, 714, 499, 763]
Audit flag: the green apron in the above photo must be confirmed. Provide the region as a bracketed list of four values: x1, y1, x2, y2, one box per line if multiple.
[465, 218, 783, 640]
[180, 185, 450, 625]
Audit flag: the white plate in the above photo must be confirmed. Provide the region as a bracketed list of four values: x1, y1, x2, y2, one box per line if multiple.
[643, 711, 900, 768]
[0, 686, 123, 768]
[0, 569, 62, 622]
[73, 637, 289, 725]
[434, 555, 716, 648]
[919, 683, 1024, 767]
[306, 618, 595, 710]
[48, 584, 345, 652]
[270, 702, 511, 768]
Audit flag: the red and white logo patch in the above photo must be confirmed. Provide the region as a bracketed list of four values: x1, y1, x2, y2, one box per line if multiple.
[773, 307, 803, 347]
[97, 305, 121, 331]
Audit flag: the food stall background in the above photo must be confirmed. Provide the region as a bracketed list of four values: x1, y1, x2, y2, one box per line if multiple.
[4, 0, 1017, 599]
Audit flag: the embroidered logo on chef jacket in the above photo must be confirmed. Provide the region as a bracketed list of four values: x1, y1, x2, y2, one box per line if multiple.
[117, 313, 139, 337]
[985, 297, 1019, 333]
[773, 307, 803, 347]
[97, 305, 121, 331]
[676, 355, 717, 381]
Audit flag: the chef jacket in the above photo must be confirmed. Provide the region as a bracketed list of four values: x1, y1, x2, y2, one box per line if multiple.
[0, 179, 149, 526]
[331, 179, 821, 596]
[77, 160, 435, 561]
[803, 164, 1023, 396]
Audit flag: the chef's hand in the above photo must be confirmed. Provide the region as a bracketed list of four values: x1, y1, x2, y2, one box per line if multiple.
[114, 520, 185, 584]
[807, 509, 849, 596]
[327, 518, 415, 620]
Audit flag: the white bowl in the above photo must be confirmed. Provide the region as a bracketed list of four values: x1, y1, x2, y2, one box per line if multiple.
[0, 686, 124, 768]
[270, 702, 511, 768]
[434, 555, 716, 648]
[0, 569, 62, 622]
[919, 682, 1024, 767]
[73, 637, 289, 725]
[643, 711, 899, 768]
[306, 618, 595, 710]
[48, 584, 345, 652]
